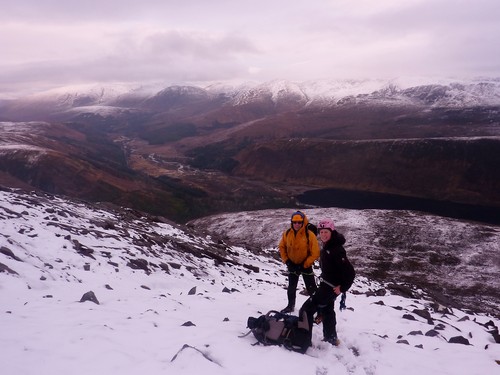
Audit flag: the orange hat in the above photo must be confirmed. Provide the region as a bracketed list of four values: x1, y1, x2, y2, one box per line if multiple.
[291, 211, 305, 222]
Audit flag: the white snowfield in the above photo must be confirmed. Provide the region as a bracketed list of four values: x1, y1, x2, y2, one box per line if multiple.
[0, 189, 499, 375]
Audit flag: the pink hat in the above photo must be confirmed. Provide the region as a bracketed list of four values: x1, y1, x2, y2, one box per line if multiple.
[318, 219, 335, 231]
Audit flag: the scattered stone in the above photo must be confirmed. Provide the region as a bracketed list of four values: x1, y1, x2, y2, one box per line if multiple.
[243, 263, 259, 273]
[159, 262, 171, 274]
[366, 288, 386, 297]
[105, 284, 113, 290]
[141, 285, 151, 290]
[223, 317, 229, 322]
[488, 328, 500, 344]
[72, 240, 95, 259]
[222, 287, 231, 293]
[397, 339, 410, 345]
[100, 251, 112, 259]
[387, 284, 415, 298]
[409, 330, 423, 336]
[483, 320, 500, 343]
[415, 344, 424, 349]
[0, 246, 23, 261]
[458, 316, 470, 322]
[182, 321, 196, 327]
[412, 309, 434, 324]
[80, 291, 100, 305]
[188, 286, 197, 295]
[168, 262, 182, 270]
[374, 300, 385, 305]
[425, 330, 440, 337]
[403, 314, 416, 321]
[43, 295, 53, 298]
[84, 263, 90, 271]
[449, 336, 470, 345]
[127, 258, 150, 273]
[40, 276, 46, 281]
[0, 262, 18, 275]
[434, 323, 446, 331]
[430, 302, 453, 315]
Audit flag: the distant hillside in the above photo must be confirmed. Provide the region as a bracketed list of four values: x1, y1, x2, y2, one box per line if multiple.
[1, 79, 499, 222]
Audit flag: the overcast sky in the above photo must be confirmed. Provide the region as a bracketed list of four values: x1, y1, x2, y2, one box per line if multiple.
[1, 0, 500, 96]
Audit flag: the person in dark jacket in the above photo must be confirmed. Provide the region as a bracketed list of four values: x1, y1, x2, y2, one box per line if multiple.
[299, 219, 355, 346]
[278, 211, 320, 313]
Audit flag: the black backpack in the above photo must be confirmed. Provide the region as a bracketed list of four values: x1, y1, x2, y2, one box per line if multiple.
[246, 310, 311, 354]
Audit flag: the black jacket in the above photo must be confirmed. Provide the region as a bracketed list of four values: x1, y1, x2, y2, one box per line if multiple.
[319, 231, 355, 293]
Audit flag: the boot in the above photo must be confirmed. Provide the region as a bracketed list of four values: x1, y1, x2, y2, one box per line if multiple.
[280, 304, 295, 313]
[323, 335, 339, 346]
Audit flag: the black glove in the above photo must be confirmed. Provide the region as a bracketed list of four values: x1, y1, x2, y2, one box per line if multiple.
[286, 259, 294, 271]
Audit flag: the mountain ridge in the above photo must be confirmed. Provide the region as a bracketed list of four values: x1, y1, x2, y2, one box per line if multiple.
[3, 78, 500, 120]
[1, 78, 499, 223]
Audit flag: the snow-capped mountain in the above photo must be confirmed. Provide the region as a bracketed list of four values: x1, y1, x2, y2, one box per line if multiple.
[2, 78, 500, 121]
[0, 77, 499, 228]
[1, 187, 499, 375]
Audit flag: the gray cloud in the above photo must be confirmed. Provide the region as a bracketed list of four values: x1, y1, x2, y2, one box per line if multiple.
[1, 0, 499, 96]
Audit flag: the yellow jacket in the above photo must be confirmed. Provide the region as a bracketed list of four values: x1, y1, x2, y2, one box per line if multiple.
[278, 215, 319, 269]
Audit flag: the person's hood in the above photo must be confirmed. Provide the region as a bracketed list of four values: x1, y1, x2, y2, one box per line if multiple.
[289, 211, 309, 230]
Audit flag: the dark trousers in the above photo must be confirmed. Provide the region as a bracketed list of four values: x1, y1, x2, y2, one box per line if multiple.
[299, 282, 337, 340]
[286, 267, 317, 307]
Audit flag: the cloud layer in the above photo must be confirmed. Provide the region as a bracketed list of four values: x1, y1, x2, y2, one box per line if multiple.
[1, 0, 500, 96]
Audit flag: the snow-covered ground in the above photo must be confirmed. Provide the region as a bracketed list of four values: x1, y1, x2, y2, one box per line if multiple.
[1, 188, 499, 375]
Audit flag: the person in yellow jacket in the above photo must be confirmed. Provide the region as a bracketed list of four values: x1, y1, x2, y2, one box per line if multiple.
[278, 211, 320, 313]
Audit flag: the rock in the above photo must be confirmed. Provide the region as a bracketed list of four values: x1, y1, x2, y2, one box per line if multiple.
[403, 314, 416, 321]
[168, 262, 182, 270]
[159, 262, 171, 274]
[448, 336, 470, 345]
[0, 262, 18, 275]
[80, 291, 100, 305]
[0, 246, 23, 261]
[434, 323, 446, 330]
[425, 330, 440, 337]
[412, 309, 434, 324]
[366, 288, 386, 297]
[243, 263, 259, 273]
[127, 258, 150, 273]
[409, 330, 423, 336]
[182, 321, 196, 327]
[387, 284, 415, 298]
[188, 286, 197, 295]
